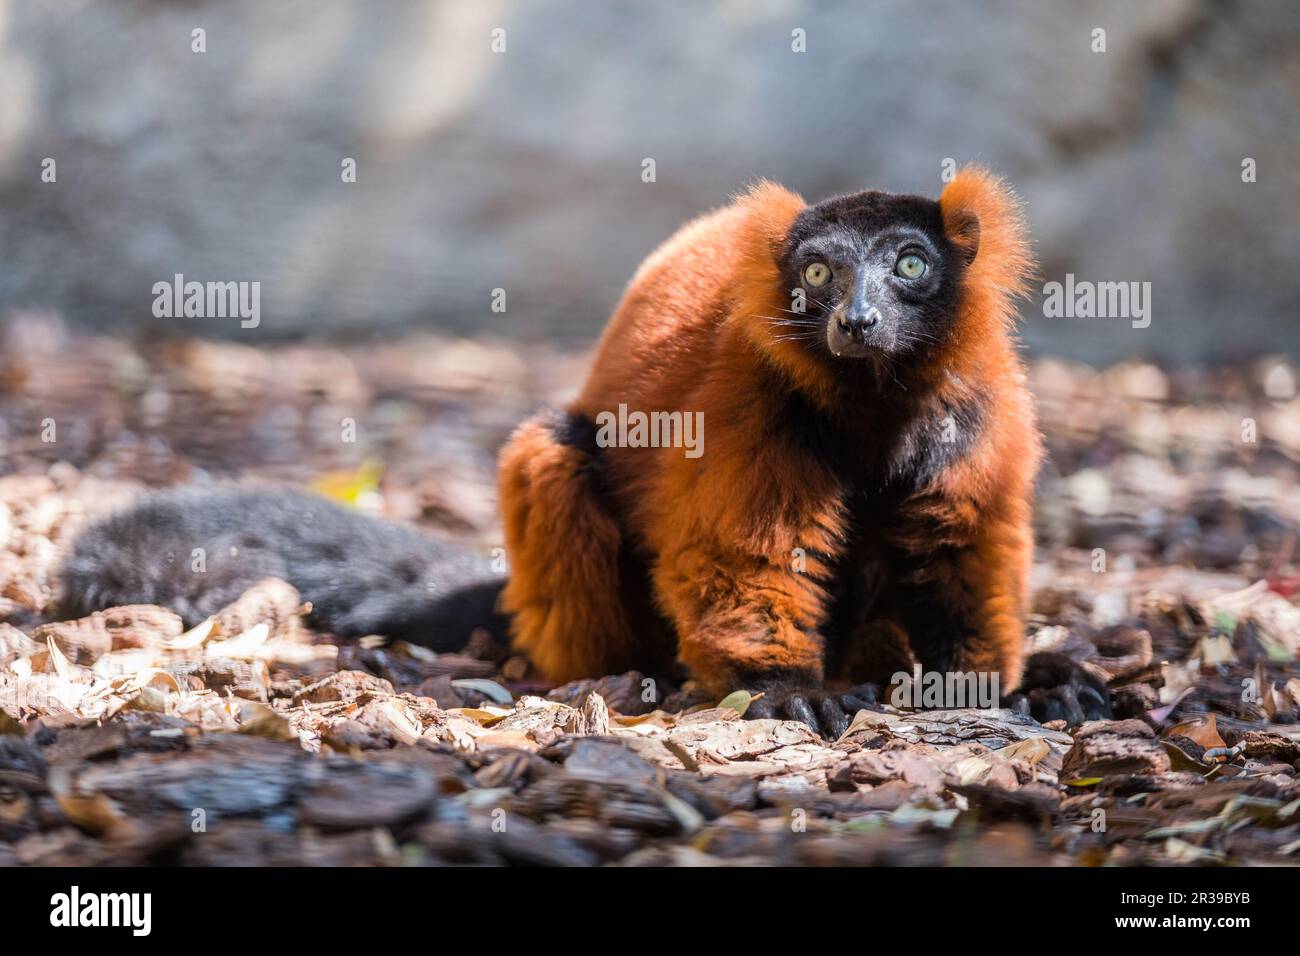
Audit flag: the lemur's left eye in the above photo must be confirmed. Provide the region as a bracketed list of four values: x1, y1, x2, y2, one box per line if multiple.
[803, 262, 831, 287]
[895, 254, 927, 279]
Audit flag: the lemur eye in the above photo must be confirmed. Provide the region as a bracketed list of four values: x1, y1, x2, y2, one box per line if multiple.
[803, 262, 831, 287]
[895, 254, 927, 280]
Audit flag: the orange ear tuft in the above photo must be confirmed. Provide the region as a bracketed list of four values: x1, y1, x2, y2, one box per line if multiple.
[940, 167, 1034, 321]
[724, 180, 839, 400]
[734, 179, 806, 262]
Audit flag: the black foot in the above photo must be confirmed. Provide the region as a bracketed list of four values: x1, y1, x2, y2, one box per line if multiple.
[1003, 651, 1111, 726]
[746, 682, 881, 739]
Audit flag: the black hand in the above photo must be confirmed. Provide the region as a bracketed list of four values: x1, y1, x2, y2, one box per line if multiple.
[746, 682, 881, 738]
[1004, 651, 1111, 725]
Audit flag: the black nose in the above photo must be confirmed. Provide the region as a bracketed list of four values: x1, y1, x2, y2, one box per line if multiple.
[837, 306, 881, 338]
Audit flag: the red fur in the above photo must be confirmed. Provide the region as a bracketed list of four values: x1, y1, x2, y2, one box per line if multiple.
[499, 167, 1040, 694]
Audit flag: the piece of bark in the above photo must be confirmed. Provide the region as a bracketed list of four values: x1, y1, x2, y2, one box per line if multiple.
[298, 760, 438, 830]
[39, 715, 191, 767]
[555, 737, 663, 788]
[33, 606, 186, 662]
[655, 716, 820, 767]
[580, 692, 610, 736]
[0, 624, 38, 667]
[29, 618, 109, 663]
[1238, 730, 1300, 764]
[320, 719, 389, 752]
[1112, 683, 1159, 720]
[482, 696, 595, 747]
[414, 674, 464, 709]
[415, 818, 600, 867]
[547, 670, 658, 716]
[509, 774, 687, 837]
[472, 748, 555, 789]
[214, 577, 304, 640]
[1062, 719, 1171, 779]
[348, 645, 496, 687]
[177, 657, 270, 702]
[952, 781, 1061, 824]
[1074, 718, 1156, 740]
[665, 771, 759, 819]
[1093, 625, 1154, 677]
[292, 670, 394, 706]
[842, 708, 1075, 756]
[848, 746, 948, 793]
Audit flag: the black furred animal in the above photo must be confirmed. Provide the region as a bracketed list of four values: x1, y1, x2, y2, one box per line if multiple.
[59, 486, 506, 650]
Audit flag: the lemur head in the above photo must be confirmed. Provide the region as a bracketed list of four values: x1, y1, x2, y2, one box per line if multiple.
[777, 190, 981, 361]
[733, 169, 1030, 403]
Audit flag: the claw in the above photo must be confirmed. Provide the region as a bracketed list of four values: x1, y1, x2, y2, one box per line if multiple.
[740, 682, 880, 739]
[1076, 684, 1110, 721]
[782, 695, 821, 733]
[1013, 651, 1113, 727]
[1003, 691, 1030, 715]
[845, 682, 880, 707]
[839, 693, 875, 716]
[819, 697, 850, 738]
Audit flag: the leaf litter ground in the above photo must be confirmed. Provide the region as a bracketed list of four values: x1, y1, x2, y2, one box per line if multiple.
[0, 317, 1298, 865]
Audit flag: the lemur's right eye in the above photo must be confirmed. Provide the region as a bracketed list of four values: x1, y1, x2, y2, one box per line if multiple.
[803, 262, 831, 287]
[895, 253, 927, 280]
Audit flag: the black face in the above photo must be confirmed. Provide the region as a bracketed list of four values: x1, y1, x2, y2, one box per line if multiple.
[777, 191, 965, 361]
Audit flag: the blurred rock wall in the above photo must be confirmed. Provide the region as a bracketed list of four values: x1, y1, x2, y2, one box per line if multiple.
[0, 0, 1295, 363]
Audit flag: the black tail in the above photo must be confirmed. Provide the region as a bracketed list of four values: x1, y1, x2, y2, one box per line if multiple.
[58, 486, 507, 652]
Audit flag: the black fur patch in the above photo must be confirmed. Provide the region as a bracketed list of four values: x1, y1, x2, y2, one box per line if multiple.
[764, 370, 847, 471]
[760, 354, 984, 497]
[548, 409, 600, 456]
[890, 544, 973, 675]
[59, 487, 508, 650]
[784, 192, 949, 252]
[543, 408, 618, 508]
[884, 391, 987, 490]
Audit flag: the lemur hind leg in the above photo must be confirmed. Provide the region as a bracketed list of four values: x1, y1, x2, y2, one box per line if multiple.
[498, 411, 655, 683]
[887, 494, 1110, 723]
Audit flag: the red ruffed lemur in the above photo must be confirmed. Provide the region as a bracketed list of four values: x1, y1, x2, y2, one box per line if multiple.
[58, 168, 1108, 736]
[499, 167, 1109, 735]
